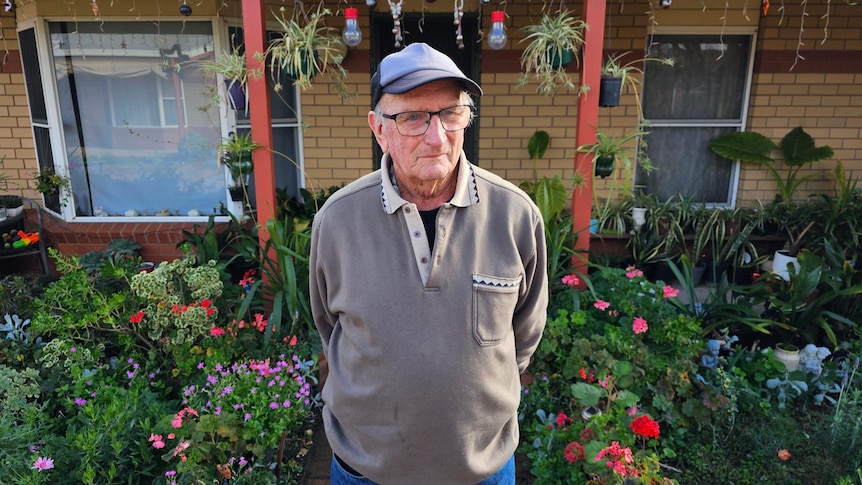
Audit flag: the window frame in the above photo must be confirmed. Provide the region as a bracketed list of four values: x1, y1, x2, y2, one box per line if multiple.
[639, 27, 758, 207]
[18, 16, 306, 221]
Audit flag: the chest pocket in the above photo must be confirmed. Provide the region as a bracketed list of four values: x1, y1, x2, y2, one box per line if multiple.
[472, 273, 522, 346]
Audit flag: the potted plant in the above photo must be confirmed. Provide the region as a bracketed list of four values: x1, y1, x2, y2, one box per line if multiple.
[219, 132, 262, 201]
[576, 126, 650, 179]
[517, 9, 586, 96]
[598, 52, 674, 113]
[266, 5, 353, 99]
[708, 126, 834, 204]
[32, 167, 71, 208]
[0, 195, 24, 218]
[198, 41, 263, 111]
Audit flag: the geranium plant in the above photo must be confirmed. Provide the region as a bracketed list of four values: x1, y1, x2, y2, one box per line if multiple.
[151, 351, 318, 483]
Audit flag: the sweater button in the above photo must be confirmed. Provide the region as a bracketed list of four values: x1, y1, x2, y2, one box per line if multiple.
[413, 231, 421, 238]
[420, 257, 428, 264]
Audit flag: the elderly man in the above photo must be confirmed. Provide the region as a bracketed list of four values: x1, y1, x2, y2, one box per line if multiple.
[309, 42, 548, 485]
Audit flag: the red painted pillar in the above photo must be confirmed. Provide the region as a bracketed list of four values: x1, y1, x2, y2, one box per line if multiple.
[241, 0, 276, 244]
[572, 0, 607, 282]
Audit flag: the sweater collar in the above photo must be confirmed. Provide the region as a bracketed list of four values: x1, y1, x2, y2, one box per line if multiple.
[379, 153, 479, 214]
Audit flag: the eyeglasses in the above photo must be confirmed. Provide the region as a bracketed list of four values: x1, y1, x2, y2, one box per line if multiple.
[380, 105, 474, 136]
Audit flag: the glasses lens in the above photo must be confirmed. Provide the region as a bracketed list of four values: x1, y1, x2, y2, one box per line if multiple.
[394, 112, 430, 136]
[393, 106, 472, 136]
[439, 106, 471, 131]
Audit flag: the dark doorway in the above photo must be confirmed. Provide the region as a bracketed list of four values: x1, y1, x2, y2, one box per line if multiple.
[370, 12, 481, 169]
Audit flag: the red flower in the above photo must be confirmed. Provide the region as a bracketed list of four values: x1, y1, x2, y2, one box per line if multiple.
[129, 311, 145, 324]
[210, 326, 225, 337]
[579, 428, 594, 442]
[630, 414, 660, 439]
[200, 299, 212, 308]
[556, 412, 572, 428]
[564, 441, 586, 463]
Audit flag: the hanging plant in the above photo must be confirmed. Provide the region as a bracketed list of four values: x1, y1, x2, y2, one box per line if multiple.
[517, 10, 586, 96]
[198, 40, 263, 112]
[266, 4, 355, 99]
[599, 52, 674, 118]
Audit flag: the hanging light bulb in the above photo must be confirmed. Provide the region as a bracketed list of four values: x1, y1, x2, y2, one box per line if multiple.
[342, 7, 362, 47]
[487, 11, 507, 50]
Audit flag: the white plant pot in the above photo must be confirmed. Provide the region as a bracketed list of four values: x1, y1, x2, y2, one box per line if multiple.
[774, 344, 800, 371]
[6, 205, 24, 218]
[631, 207, 647, 231]
[772, 250, 799, 281]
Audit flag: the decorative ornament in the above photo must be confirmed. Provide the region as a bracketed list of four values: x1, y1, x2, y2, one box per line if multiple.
[3, 0, 14, 13]
[388, 0, 403, 48]
[453, 0, 464, 49]
[179, 0, 192, 16]
[762, 0, 769, 15]
[659, 0, 671, 7]
[90, 0, 99, 17]
[366, 0, 375, 7]
[487, 10, 507, 50]
[342, 7, 362, 47]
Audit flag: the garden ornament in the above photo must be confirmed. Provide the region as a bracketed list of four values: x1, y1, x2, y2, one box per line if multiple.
[700, 339, 721, 369]
[798, 343, 831, 375]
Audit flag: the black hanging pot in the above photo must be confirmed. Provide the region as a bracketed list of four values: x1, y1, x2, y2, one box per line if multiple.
[598, 77, 622, 107]
[228, 186, 245, 202]
[224, 80, 246, 111]
[595, 155, 615, 178]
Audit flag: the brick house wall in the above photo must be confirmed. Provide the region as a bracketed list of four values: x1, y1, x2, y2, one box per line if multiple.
[0, 0, 859, 271]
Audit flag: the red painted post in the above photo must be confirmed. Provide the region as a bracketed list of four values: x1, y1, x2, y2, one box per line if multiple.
[572, 0, 607, 284]
[241, 0, 276, 241]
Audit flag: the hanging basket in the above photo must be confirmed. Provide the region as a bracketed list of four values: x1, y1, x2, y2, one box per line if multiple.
[548, 48, 575, 70]
[283, 52, 319, 82]
[598, 76, 622, 107]
[228, 186, 245, 202]
[594, 155, 615, 178]
[224, 80, 246, 111]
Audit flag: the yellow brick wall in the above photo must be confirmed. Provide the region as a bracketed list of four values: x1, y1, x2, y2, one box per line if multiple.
[0, 0, 859, 209]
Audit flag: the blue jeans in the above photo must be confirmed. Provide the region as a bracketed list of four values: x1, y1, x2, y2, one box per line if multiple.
[330, 454, 515, 485]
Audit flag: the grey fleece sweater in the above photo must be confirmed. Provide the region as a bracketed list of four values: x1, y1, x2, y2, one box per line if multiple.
[309, 155, 548, 484]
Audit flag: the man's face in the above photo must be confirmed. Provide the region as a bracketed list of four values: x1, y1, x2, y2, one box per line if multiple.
[369, 80, 466, 186]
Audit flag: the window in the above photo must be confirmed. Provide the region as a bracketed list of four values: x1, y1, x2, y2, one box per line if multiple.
[229, 27, 304, 206]
[636, 33, 755, 205]
[46, 20, 223, 218]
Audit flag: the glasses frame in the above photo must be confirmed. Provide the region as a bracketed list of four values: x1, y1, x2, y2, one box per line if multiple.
[380, 104, 475, 137]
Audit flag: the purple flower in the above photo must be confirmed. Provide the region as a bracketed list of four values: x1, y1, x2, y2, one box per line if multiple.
[74, 397, 87, 406]
[244, 413, 252, 421]
[269, 402, 279, 409]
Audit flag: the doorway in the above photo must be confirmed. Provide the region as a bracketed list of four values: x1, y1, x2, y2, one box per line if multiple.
[370, 12, 481, 168]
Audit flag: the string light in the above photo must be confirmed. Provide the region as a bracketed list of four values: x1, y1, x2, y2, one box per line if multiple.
[342, 7, 362, 47]
[487, 10, 507, 50]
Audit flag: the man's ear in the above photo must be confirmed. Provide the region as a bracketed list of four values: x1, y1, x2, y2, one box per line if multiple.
[368, 111, 389, 153]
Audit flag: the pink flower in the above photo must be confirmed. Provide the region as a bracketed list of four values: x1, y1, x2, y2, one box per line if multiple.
[626, 406, 638, 416]
[32, 456, 54, 472]
[778, 449, 791, 461]
[168, 433, 175, 439]
[171, 417, 183, 428]
[210, 326, 225, 337]
[662, 285, 680, 298]
[625, 266, 643, 278]
[632, 317, 648, 334]
[594, 299, 611, 311]
[561, 274, 580, 287]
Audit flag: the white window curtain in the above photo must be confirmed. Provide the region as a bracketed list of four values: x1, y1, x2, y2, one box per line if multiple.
[50, 21, 223, 218]
[636, 34, 753, 205]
